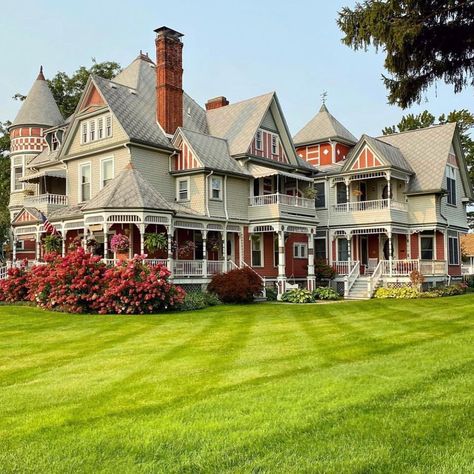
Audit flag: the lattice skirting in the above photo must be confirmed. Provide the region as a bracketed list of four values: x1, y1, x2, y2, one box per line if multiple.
[177, 283, 207, 293]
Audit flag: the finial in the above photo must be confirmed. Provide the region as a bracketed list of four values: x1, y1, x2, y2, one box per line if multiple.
[37, 65, 45, 81]
[321, 91, 327, 105]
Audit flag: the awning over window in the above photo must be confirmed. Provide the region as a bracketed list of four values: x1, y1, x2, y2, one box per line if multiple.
[19, 168, 66, 182]
[249, 164, 313, 182]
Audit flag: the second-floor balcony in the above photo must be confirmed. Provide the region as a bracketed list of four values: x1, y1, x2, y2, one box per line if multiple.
[24, 193, 68, 212]
[332, 198, 407, 213]
[248, 192, 316, 223]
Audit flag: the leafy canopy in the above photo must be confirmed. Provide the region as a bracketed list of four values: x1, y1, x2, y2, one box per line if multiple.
[338, 1, 474, 108]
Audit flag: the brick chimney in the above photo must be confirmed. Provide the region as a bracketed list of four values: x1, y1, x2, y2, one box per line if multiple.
[154, 26, 184, 134]
[205, 96, 229, 111]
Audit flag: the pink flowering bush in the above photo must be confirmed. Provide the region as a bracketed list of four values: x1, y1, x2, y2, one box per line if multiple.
[110, 233, 130, 253]
[21, 248, 184, 314]
[94, 256, 185, 314]
[0, 261, 30, 303]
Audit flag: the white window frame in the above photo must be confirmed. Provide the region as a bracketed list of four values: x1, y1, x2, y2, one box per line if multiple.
[293, 242, 308, 259]
[11, 155, 25, 192]
[446, 165, 457, 206]
[81, 114, 112, 145]
[78, 162, 92, 203]
[420, 234, 434, 260]
[98, 117, 104, 140]
[81, 122, 88, 144]
[251, 233, 264, 267]
[15, 239, 25, 251]
[106, 115, 112, 138]
[176, 177, 190, 202]
[448, 235, 459, 265]
[255, 129, 263, 151]
[100, 157, 114, 189]
[210, 176, 223, 200]
[89, 119, 96, 142]
[271, 134, 279, 155]
[314, 181, 326, 209]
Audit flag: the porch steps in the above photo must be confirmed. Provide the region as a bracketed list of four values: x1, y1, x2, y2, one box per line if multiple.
[346, 276, 371, 300]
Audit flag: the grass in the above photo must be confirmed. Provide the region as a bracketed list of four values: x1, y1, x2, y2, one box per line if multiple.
[0, 296, 473, 473]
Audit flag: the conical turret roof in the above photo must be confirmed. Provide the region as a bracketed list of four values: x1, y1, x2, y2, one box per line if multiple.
[11, 67, 63, 128]
[293, 103, 357, 146]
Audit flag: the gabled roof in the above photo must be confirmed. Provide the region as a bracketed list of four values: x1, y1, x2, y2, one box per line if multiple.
[11, 67, 63, 128]
[377, 123, 468, 195]
[82, 164, 174, 212]
[343, 135, 414, 173]
[206, 92, 274, 156]
[11, 207, 42, 226]
[293, 104, 357, 146]
[176, 128, 250, 177]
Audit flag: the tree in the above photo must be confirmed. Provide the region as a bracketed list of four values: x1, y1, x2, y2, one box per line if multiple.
[0, 122, 11, 253]
[14, 59, 122, 118]
[338, 1, 474, 108]
[383, 109, 474, 229]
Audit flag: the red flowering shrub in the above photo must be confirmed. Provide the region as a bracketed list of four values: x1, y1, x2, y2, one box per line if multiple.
[27, 249, 107, 313]
[94, 257, 185, 314]
[208, 267, 263, 303]
[0, 261, 30, 303]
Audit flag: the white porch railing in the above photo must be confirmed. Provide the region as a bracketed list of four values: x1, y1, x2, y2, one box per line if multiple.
[368, 260, 384, 297]
[419, 260, 446, 276]
[332, 198, 407, 213]
[344, 261, 360, 296]
[333, 260, 358, 275]
[249, 193, 315, 209]
[380, 259, 419, 276]
[144, 259, 168, 267]
[207, 260, 227, 274]
[24, 193, 68, 206]
[173, 260, 203, 276]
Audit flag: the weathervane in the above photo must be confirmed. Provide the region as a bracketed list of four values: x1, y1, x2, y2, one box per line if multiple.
[321, 91, 328, 105]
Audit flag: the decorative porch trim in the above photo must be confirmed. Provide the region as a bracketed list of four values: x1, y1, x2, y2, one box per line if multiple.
[107, 214, 141, 223]
[174, 220, 204, 230]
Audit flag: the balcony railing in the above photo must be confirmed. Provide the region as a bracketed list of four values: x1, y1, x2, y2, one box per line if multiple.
[249, 193, 315, 209]
[24, 193, 68, 206]
[332, 198, 407, 213]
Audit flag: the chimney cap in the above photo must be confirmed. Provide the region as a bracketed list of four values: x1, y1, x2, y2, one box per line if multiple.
[154, 26, 184, 39]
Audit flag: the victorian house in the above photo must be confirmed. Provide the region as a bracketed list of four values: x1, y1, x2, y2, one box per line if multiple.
[7, 26, 472, 298]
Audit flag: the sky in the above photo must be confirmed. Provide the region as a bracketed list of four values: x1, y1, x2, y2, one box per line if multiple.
[1, 0, 473, 138]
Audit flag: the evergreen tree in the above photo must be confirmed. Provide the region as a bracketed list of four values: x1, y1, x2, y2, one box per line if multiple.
[338, 1, 474, 108]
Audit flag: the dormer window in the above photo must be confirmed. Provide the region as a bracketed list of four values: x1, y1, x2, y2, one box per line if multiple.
[51, 133, 59, 151]
[255, 130, 263, 151]
[98, 117, 104, 139]
[106, 116, 112, 137]
[81, 114, 112, 144]
[81, 123, 88, 144]
[89, 120, 96, 141]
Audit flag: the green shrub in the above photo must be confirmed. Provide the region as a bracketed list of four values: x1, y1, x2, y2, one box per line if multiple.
[374, 286, 420, 299]
[313, 286, 339, 300]
[423, 283, 467, 298]
[176, 291, 221, 311]
[281, 288, 315, 303]
[265, 287, 278, 301]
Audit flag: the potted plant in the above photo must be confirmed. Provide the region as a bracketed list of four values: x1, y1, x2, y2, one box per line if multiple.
[303, 186, 317, 200]
[144, 232, 167, 255]
[177, 240, 196, 258]
[206, 234, 222, 253]
[110, 233, 130, 260]
[44, 234, 62, 254]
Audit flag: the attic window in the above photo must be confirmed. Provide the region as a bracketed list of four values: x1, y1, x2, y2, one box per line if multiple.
[271, 134, 278, 155]
[255, 130, 263, 151]
[51, 133, 59, 151]
[80, 114, 112, 145]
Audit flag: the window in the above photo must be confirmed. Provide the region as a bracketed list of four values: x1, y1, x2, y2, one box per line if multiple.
[177, 178, 189, 201]
[420, 235, 434, 260]
[448, 235, 459, 265]
[98, 117, 104, 139]
[15, 240, 24, 251]
[315, 238, 327, 261]
[89, 120, 96, 141]
[294, 243, 308, 259]
[79, 163, 91, 202]
[101, 158, 114, 188]
[336, 182, 347, 204]
[251, 234, 263, 267]
[274, 236, 279, 267]
[81, 122, 88, 144]
[210, 176, 222, 200]
[12, 156, 24, 191]
[446, 166, 457, 205]
[106, 115, 112, 137]
[315, 182, 326, 208]
[51, 133, 59, 151]
[337, 238, 348, 261]
[271, 134, 278, 155]
[255, 130, 263, 150]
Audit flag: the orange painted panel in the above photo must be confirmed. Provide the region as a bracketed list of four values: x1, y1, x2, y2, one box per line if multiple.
[82, 86, 105, 109]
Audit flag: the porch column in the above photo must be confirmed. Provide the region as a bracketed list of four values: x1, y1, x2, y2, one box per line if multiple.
[346, 234, 352, 262]
[277, 229, 287, 300]
[345, 177, 350, 212]
[139, 223, 145, 256]
[386, 171, 391, 206]
[103, 224, 109, 259]
[202, 230, 208, 277]
[328, 230, 334, 266]
[222, 230, 228, 272]
[388, 230, 393, 277]
[166, 225, 174, 274]
[406, 233, 411, 259]
[61, 228, 66, 257]
[12, 233, 17, 262]
[35, 230, 41, 261]
[307, 232, 316, 291]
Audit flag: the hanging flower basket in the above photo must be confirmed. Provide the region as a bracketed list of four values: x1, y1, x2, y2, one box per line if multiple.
[206, 234, 222, 253]
[177, 240, 196, 258]
[110, 233, 130, 256]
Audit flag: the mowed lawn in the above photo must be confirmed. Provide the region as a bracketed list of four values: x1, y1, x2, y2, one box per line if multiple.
[0, 297, 473, 473]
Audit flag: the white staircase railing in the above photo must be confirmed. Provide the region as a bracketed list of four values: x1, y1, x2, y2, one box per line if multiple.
[368, 260, 384, 297]
[241, 260, 266, 299]
[344, 261, 360, 297]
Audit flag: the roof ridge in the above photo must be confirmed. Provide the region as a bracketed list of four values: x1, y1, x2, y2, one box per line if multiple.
[206, 91, 274, 113]
[180, 127, 228, 142]
[378, 122, 455, 139]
